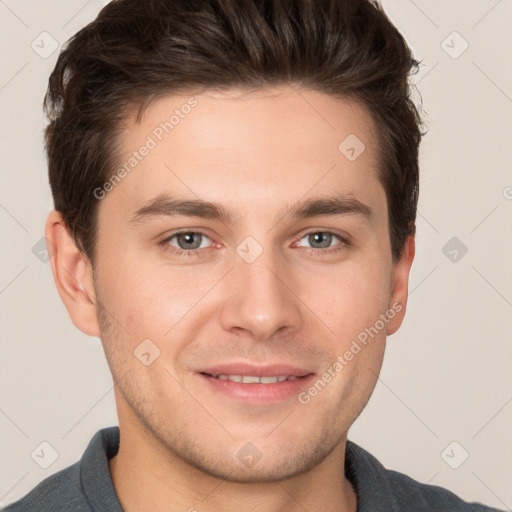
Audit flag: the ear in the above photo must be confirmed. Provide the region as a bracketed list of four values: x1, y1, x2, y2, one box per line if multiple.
[45, 210, 100, 337]
[386, 235, 415, 336]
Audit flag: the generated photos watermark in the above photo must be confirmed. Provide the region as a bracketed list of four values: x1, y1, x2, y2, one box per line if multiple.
[298, 302, 402, 405]
[93, 97, 198, 200]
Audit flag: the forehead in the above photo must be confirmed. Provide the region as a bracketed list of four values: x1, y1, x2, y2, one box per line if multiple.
[105, 85, 385, 220]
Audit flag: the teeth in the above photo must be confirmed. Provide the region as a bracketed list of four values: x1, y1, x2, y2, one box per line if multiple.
[214, 374, 297, 384]
[260, 376, 280, 384]
[243, 375, 260, 384]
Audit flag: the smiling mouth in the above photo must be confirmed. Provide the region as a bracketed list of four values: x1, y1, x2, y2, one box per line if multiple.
[201, 373, 308, 384]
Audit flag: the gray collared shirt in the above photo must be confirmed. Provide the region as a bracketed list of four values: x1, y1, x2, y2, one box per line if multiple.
[3, 426, 503, 511]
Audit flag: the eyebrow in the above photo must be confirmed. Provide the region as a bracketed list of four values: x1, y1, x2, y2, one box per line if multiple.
[288, 195, 373, 221]
[129, 193, 373, 224]
[130, 195, 237, 224]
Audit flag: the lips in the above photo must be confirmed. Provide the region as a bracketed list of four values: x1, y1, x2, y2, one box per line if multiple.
[197, 362, 315, 404]
[197, 363, 315, 406]
[211, 374, 299, 384]
[198, 363, 313, 380]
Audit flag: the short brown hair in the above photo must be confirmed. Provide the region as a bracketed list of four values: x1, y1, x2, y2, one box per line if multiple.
[44, 0, 423, 264]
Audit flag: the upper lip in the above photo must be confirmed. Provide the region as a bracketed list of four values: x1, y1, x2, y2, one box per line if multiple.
[198, 363, 314, 378]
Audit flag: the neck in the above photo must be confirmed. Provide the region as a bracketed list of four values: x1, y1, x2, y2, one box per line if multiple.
[109, 419, 357, 512]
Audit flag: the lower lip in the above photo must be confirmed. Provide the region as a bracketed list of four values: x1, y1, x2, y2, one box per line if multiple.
[198, 373, 316, 404]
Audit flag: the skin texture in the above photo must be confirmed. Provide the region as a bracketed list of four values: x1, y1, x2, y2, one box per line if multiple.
[47, 85, 415, 512]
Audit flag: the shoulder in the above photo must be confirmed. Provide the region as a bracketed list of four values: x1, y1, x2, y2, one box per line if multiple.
[3, 427, 120, 512]
[345, 440, 503, 511]
[384, 467, 500, 511]
[2, 462, 89, 512]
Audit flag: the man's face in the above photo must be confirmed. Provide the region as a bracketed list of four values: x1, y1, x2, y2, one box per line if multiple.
[91, 86, 409, 482]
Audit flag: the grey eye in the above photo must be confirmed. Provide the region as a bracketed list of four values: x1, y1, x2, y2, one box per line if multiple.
[297, 232, 341, 249]
[307, 232, 333, 249]
[168, 232, 211, 250]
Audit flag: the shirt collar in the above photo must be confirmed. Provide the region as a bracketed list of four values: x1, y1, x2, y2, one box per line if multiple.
[80, 426, 399, 512]
[81, 426, 124, 512]
[345, 439, 400, 512]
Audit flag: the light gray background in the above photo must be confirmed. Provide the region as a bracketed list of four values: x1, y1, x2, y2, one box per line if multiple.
[1, 0, 511, 509]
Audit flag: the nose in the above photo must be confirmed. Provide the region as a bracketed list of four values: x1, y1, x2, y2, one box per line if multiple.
[218, 249, 303, 341]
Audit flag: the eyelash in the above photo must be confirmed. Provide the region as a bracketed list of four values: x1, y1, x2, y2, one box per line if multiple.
[159, 229, 350, 258]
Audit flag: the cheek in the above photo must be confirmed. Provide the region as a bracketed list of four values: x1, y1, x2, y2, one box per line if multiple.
[305, 259, 391, 338]
[95, 255, 166, 340]
[111, 262, 219, 341]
